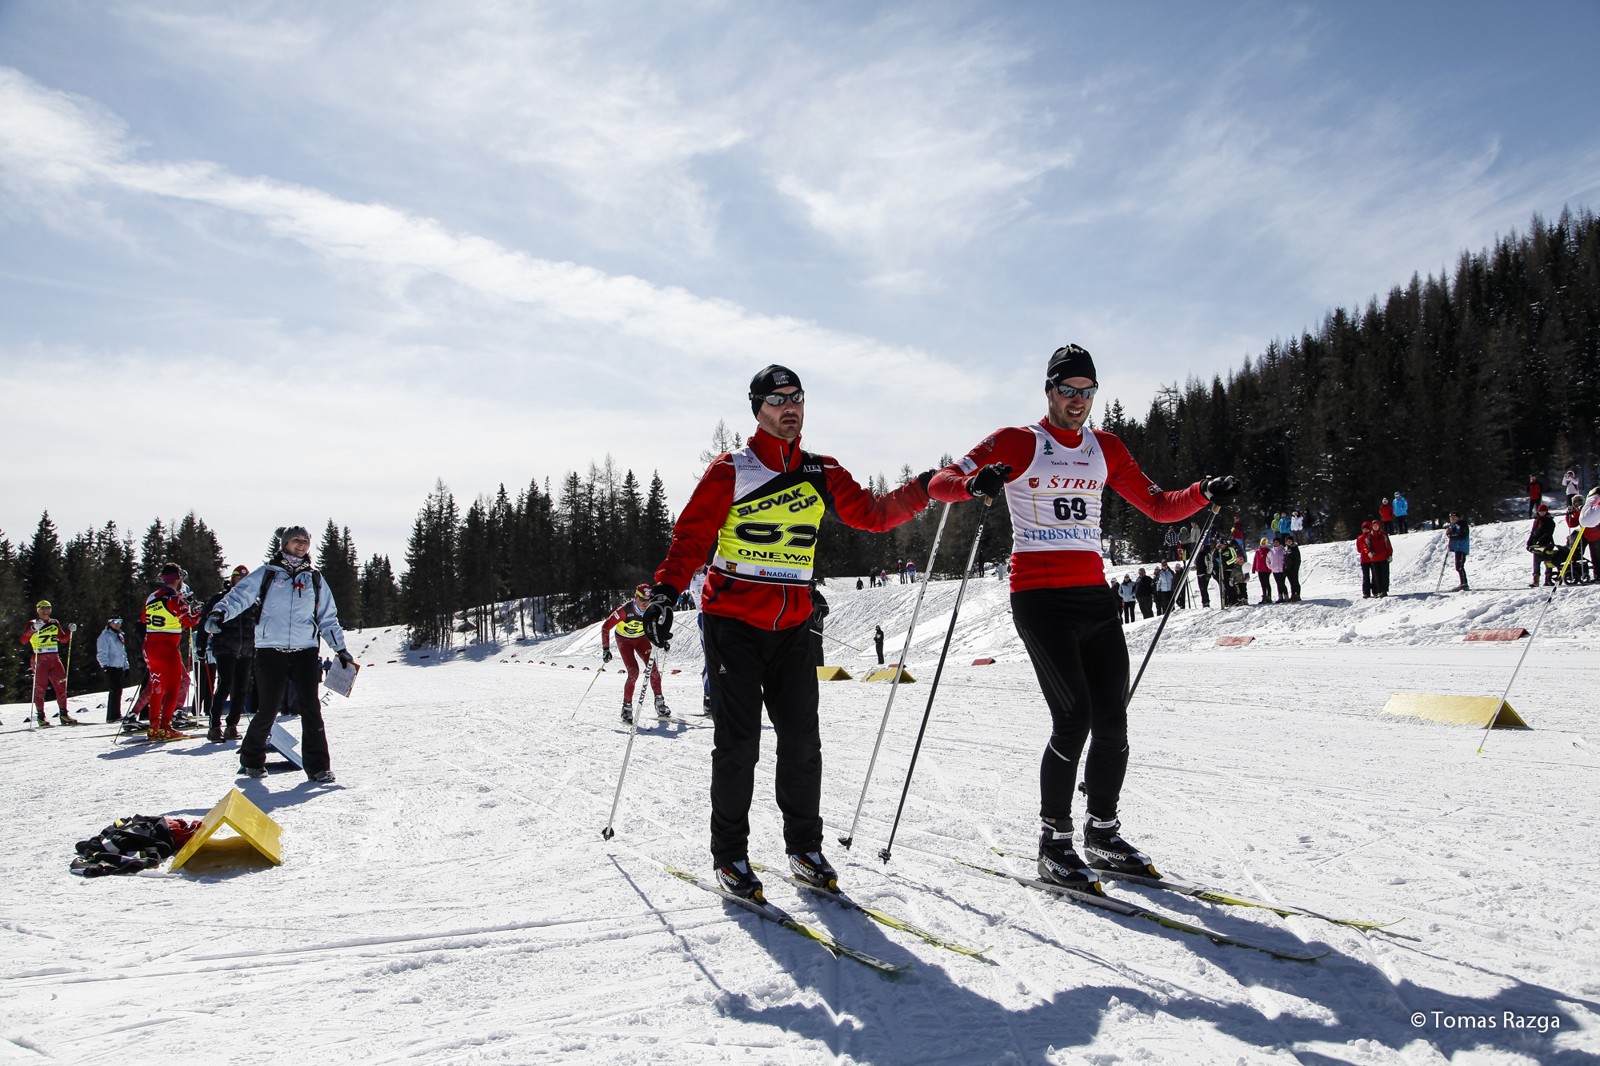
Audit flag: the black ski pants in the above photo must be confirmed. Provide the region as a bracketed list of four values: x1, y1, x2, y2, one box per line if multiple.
[240, 649, 329, 778]
[1012, 586, 1130, 829]
[102, 666, 127, 721]
[702, 612, 822, 865]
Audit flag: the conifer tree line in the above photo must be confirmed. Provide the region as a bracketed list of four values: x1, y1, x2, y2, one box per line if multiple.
[1095, 207, 1600, 563]
[0, 512, 400, 700]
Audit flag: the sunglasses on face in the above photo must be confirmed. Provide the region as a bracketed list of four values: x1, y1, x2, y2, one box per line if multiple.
[1051, 382, 1099, 400]
[757, 390, 805, 408]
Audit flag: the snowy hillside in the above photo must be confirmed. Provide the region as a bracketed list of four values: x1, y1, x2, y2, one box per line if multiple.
[2, 517, 1597, 1064]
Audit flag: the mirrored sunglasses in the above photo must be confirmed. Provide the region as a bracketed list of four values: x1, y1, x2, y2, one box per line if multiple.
[758, 390, 805, 408]
[1052, 382, 1098, 400]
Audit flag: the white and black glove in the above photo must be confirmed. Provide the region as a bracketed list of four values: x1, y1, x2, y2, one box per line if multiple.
[602, 647, 613, 664]
[966, 463, 1012, 499]
[1200, 475, 1240, 501]
[642, 584, 678, 650]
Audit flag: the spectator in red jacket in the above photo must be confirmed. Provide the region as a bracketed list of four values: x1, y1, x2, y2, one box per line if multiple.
[1368, 520, 1393, 596]
[1528, 474, 1543, 517]
[1357, 521, 1376, 599]
[1251, 538, 1273, 602]
[1379, 498, 1396, 535]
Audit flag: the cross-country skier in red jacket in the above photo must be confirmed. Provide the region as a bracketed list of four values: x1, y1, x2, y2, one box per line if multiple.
[601, 584, 666, 723]
[18, 600, 77, 726]
[927, 343, 1236, 890]
[142, 563, 202, 740]
[641, 364, 931, 902]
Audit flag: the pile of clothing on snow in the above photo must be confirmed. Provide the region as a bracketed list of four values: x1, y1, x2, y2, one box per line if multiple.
[71, 815, 203, 877]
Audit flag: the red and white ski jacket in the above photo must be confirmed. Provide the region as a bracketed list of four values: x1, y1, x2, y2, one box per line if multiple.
[654, 427, 930, 631]
[928, 419, 1206, 592]
[601, 600, 650, 648]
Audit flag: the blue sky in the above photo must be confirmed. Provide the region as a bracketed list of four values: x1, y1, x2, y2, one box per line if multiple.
[3, 1, 1597, 573]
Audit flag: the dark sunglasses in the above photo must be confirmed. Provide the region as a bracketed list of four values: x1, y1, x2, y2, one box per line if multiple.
[1051, 381, 1099, 400]
[757, 390, 805, 408]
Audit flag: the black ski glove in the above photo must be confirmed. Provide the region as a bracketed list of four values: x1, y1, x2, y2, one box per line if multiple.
[1200, 475, 1240, 501]
[916, 469, 936, 493]
[602, 646, 613, 664]
[642, 584, 678, 650]
[337, 648, 355, 669]
[966, 463, 1012, 499]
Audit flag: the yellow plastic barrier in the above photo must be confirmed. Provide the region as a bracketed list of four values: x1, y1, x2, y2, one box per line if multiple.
[1380, 691, 1529, 729]
[863, 666, 915, 683]
[170, 787, 284, 872]
[816, 666, 853, 680]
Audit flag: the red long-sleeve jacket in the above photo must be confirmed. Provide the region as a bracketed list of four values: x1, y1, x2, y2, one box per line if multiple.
[654, 427, 930, 630]
[928, 420, 1207, 591]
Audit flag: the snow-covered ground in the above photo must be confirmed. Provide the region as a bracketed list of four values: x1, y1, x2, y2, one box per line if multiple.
[3, 518, 1597, 1065]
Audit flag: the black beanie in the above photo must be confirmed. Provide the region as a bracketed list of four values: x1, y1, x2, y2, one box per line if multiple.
[749, 364, 803, 416]
[1046, 344, 1097, 387]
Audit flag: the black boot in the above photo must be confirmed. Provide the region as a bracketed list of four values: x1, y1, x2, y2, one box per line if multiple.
[1037, 819, 1100, 890]
[788, 850, 839, 892]
[715, 859, 764, 901]
[1082, 817, 1160, 877]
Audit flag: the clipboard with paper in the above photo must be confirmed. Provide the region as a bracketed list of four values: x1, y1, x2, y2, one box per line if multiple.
[324, 659, 360, 698]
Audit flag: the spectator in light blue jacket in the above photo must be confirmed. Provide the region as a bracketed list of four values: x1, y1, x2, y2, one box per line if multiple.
[96, 618, 130, 723]
[1392, 492, 1409, 534]
[207, 525, 355, 784]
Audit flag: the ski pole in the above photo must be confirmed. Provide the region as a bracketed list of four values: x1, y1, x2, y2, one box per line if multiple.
[568, 657, 608, 720]
[1476, 534, 1585, 755]
[603, 647, 666, 839]
[811, 628, 864, 654]
[878, 502, 989, 864]
[1127, 504, 1221, 707]
[1434, 537, 1451, 593]
[839, 501, 952, 850]
[64, 627, 74, 715]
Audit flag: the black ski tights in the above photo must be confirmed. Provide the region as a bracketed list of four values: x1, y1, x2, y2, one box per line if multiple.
[1012, 586, 1131, 827]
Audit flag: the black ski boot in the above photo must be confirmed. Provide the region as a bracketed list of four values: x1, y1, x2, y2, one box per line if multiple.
[1082, 817, 1160, 877]
[788, 850, 839, 892]
[620, 703, 633, 725]
[715, 859, 764, 901]
[1037, 819, 1101, 891]
[654, 694, 671, 719]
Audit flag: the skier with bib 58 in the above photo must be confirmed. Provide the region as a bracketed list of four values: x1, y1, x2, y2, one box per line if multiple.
[927, 344, 1238, 890]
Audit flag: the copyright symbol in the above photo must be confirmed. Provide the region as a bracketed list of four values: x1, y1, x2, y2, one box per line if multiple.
[1411, 1013, 1426, 1028]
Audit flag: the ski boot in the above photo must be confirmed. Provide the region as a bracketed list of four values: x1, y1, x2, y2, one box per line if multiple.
[701, 693, 714, 719]
[55, 709, 78, 726]
[34, 712, 52, 728]
[788, 850, 839, 893]
[237, 764, 267, 779]
[1082, 817, 1160, 877]
[715, 859, 764, 901]
[308, 769, 337, 784]
[620, 703, 633, 725]
[654, 694, 671, 719]
[1037, 819, 1101, 892]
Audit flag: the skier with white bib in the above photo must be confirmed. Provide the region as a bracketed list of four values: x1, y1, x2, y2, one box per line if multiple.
[928, 344, 1238, 889]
